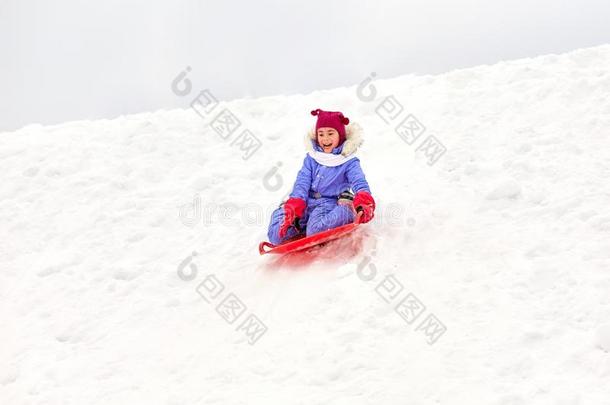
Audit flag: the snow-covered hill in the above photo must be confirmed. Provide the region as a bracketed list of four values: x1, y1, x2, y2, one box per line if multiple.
[2, 45, 610, 404]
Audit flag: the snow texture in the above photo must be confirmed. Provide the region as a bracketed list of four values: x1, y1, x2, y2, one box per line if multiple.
[2, 45, 610, 404]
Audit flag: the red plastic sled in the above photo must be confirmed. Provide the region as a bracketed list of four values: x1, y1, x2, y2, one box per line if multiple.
[259, 211, 364, 255]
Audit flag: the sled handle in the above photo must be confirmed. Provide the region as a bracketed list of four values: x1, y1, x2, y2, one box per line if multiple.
[354, 209, 364, 224]
[259, 241, 276, 255]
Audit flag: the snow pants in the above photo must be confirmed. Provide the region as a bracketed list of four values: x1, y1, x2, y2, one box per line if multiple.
[267, 197, 355, 245]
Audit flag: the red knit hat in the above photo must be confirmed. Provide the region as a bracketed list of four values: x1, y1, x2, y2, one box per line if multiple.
[311, 109, 350, 145]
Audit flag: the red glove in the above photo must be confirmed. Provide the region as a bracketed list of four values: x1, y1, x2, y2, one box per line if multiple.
[279, 197, 306, 238]
[353, 191, 375, 223]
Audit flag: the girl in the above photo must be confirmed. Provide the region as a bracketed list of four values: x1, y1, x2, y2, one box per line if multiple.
[267, 109, 375, 245]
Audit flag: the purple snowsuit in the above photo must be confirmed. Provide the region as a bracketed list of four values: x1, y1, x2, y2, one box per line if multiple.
[267, 140, 371, 245]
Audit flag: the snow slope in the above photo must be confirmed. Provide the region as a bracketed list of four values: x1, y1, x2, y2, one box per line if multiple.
[2, 45, 610, 404]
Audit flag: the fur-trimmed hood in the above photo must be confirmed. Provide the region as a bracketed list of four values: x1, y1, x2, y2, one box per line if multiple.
[305, 122, 364, 157]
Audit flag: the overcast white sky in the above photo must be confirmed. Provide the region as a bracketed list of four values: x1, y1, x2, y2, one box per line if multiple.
[1, 0, 609, 132]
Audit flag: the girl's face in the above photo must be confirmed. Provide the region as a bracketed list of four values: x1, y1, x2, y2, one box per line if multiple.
[317, 127, 340, 153]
